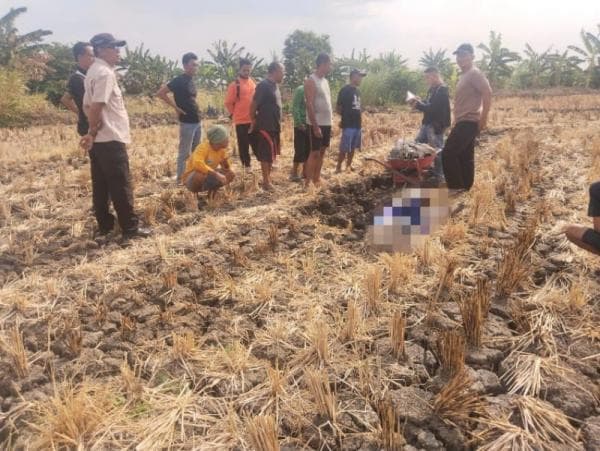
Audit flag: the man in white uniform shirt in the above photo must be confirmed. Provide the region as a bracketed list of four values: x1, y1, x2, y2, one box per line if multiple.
[81, 33, 150, 240]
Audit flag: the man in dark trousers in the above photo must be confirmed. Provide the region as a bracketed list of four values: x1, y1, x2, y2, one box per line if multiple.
[80, 33, 150, 240]
[157, 52, 201, 183]
[563, 181, 600, 256]
[225, 58, 257, 169]
[336, 68, 366, 173]
[60, 42, 94, 137]
[249, 62, 284, 191]
[442, 43, 492, 191]
[409, 67, 451, 181]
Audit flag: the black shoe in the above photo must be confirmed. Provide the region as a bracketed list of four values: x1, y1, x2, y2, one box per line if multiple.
[122, 227, 152, 240]
[96, 227, 113, 237]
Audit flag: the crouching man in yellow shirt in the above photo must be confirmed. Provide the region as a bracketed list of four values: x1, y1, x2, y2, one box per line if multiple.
[181, 125, 235, 206]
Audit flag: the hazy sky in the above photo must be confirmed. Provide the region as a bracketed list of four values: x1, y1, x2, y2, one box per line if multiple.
[14, 0, 600, 67]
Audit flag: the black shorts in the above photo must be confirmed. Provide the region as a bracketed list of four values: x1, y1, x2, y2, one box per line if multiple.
[293, 127, 310, 163]
[588, 181, 600, 217]
[582, 228, 600, 252]
[309, 125, 332, 151]
[254, 130, 280, 164]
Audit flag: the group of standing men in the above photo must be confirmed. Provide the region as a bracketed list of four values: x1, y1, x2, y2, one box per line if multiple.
[63, 35, 599, 258]
[219, 52, 365, 190]
[60, 34, 494, 240]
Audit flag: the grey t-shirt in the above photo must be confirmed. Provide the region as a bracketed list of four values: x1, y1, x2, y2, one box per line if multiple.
[454, 67, 492, 123]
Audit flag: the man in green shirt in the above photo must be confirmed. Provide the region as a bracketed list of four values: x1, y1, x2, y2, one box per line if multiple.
[290, 84, 309, 182]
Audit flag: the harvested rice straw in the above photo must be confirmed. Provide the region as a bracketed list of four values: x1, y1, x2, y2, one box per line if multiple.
[435, 330, 465, 377]
[246, 415, 279, 451]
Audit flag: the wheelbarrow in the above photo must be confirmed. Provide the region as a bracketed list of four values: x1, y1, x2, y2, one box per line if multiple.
[364, 153, 436, 187]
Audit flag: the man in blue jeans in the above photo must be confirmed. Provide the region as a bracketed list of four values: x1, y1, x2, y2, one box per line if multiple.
[157, 52, 201, 183]
[409, 67, 451, 181]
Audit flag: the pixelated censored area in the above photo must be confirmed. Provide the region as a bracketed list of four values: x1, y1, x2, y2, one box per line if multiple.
[367, 188, 450, 252]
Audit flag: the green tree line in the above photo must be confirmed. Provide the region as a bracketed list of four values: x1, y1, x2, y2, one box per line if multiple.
[1, 6, 600, 124]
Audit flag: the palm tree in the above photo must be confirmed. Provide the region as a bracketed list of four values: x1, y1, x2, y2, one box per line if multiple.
[477, 31, 520, 88]
[0, 7, 52, 67]
[568, 25, 600, 88]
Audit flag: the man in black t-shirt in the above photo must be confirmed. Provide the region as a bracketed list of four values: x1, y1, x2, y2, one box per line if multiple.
[157, 52, 201, 183]
[408, 67, 451, 181]
[60, 42, 94, 137]
[336, 68, 366, 173]
[250, 62, 284, 191]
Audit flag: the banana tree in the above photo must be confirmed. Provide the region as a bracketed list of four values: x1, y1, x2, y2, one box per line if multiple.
[568, 25, 600, 88]
[521, 44, 552, 88]
[120, 44, 180, 96]
[477, 31, 521, 88]
[0, 7, 52, 67]
[419, 48, 453, 79]
[206, 40, 265, 89]
[546, 50, 583, 87]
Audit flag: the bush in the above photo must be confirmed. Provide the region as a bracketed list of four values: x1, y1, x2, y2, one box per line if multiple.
[360, 68, 425, 107]
[0, 68, 50, 127]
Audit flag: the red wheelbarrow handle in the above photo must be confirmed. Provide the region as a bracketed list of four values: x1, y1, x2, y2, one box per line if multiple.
[363, 157, 406, 178]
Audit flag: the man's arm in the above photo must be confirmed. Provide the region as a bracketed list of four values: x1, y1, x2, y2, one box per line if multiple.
[480, 90, 492, 131]
[156, 83, 185, 115]
[249, 82, 265, 132]
[416, 86, 448, 114]
[60, 92, 79, 115]
[248, 98, 257, 133]
[335, 88, 343, 115]
[224, 82, 236, 115]
[477, 77, 492, 132]
[193, 144, 214, 174]
[291, 89, 305, 127]
[304, 77, 321, 137]
[79, 102, 104, 151]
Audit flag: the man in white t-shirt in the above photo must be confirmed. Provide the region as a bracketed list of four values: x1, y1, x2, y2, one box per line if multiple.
[80, 33, 150, 240]
[304, 53, 333, 188]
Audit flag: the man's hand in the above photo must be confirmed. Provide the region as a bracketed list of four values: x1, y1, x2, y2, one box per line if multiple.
[478, 117, 488, 133]
[313, 126, 323, 139]
[175, 106, 186, 117]
[248, 121, 256, 134]
[79, 134, 94, 152]
[215, 172, 227, 184]
[408, 98, 418, 108]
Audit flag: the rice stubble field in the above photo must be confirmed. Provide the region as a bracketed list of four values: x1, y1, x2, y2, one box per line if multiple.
[0, 94, 599, 449]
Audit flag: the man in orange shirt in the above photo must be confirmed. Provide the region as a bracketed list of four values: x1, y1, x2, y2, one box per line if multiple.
[225, 58, 256, 169]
